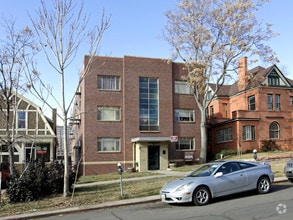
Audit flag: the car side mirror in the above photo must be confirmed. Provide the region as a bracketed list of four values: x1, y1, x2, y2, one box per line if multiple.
[214, 172, 223, 178]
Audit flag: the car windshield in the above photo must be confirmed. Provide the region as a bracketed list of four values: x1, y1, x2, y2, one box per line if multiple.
[187, 163, 221, 177]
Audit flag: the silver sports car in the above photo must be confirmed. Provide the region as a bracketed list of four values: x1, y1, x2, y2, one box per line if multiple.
[160, 160, 274, 206]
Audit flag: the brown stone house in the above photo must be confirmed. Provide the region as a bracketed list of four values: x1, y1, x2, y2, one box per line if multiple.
[207, 57, 293, 156]
[70, 55, 201, 175]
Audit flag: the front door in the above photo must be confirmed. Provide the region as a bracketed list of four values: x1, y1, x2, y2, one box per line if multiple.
[148, 145, 160, 170]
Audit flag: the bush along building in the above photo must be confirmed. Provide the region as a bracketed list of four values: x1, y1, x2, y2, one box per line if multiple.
[70, 55, 201, 175]
[207, 57, 293, 156]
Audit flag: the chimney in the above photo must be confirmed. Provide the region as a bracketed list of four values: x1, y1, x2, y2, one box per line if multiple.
[52, 108, 57, 133]
[238, 57, 248, 91]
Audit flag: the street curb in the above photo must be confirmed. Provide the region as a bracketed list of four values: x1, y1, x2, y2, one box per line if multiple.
[0, 196, 161, 220]
[0, 177, 288, 220]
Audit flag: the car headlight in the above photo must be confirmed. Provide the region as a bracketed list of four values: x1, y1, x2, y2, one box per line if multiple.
[176, 182, 193, 192]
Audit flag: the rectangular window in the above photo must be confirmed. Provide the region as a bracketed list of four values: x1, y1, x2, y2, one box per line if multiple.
[216, 128, 233, 143]
[175, 137, 194, 150]
[243, 126, 255, 141]
[222, 103, 228, 118]
[139, 77, 159, 131]
[206, 90, 212, 100]
[268, 71, 280, 86]
[267, 94, 273, 110]
[175, 81, 193, 94]
[210, 106, 214, 117]
[25, 143, 50, 162]
[248, 95, 255, 110]
[290, 96, 293, 106]
[97, 75, 120, 90]
[97, 107, 120, 121]
[175, 109, 195, 122]
[0, 145, 20, 163]
[275, 94, 280, 111]
[97, 138, 120, 152]
[18, 111, 26, 129]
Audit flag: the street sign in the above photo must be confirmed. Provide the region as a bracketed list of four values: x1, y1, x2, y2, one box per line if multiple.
[170, 136, 178, 142]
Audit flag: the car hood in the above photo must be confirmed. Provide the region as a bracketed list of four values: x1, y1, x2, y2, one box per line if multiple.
[162, 176, 210, 191]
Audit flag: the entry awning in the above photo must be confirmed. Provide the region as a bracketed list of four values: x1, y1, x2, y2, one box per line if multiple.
[131, 137, 171, 143]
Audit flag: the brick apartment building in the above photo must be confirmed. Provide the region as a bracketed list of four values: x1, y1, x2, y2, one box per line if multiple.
[207, 57, 293, 155]
[70, 56, 201, 175]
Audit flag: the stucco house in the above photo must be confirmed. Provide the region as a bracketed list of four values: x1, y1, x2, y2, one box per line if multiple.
[0, 92, 57, 173]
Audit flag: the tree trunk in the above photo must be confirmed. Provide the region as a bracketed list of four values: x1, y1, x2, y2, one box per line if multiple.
[6, 104, 15, 176]
[63, 121, 69, 197]
[199, 108, 207, 163]
[61, 70, 70, 197]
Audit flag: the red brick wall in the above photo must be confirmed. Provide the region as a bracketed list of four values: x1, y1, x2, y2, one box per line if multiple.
[209, 83, 293, 156]
[77, 56, 201, 175]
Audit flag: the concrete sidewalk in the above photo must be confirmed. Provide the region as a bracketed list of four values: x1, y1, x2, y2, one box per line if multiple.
[74, 169, 189, 188]
[0, 171, 288, 220]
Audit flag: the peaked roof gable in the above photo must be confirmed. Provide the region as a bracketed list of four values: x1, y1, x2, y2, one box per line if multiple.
[3, 91, 56, 136]
[210, 64, 292, 97]
[263, 65, 291, 87]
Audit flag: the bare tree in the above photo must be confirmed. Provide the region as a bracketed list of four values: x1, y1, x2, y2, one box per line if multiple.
[28, 0, 110, 197]
[163, 0, 278, 163]
[0, 18, 38, 177]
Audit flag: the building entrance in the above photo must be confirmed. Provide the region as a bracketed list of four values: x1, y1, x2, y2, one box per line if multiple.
[148, 145, 160, 170]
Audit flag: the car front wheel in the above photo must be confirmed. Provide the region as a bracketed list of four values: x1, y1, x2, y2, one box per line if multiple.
[192, 186, 210, 206]
[257, 176, 271, 194]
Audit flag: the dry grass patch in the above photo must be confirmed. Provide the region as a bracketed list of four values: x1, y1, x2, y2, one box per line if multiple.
[0, 151, 291, 218]
[0, 176, 176, 218]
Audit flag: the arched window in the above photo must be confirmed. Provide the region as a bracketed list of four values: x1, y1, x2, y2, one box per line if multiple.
[269, 122, 280, 139]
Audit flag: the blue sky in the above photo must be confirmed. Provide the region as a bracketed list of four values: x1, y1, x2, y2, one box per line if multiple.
[1, 0, 293, 121]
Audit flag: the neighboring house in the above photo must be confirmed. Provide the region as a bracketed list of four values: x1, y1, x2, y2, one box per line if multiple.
[0, 92, 57, 172]
[207, 57, 293, 155]
[70, 55, 201, 175]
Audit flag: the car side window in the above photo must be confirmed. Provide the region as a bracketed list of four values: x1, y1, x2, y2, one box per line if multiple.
[238, 162, 256, 169]
[218, 162, 240, 175]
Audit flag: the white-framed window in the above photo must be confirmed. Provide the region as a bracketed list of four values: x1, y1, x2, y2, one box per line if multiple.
[290, 96, 293, 106]
[97, 107, 120, 121]
[269, 122, 280, 139]
[17, 111, 26, 129]
[25, 143, 50, 162]
[175, 81, 193, 94]
[175, 137, 194, 150]
[0, 145, 20, 163]
[206, 90, 213, 100]
[243, 126, 255, 141]
[216, 128, 233, 143]
[175, 109, 195, 122]
[97, 138, 120, 152]
[97, 75, 120, 91]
